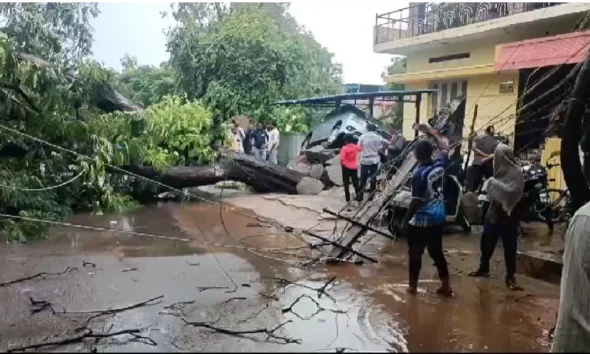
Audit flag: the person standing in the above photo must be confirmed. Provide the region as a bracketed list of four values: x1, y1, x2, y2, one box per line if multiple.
[242, 118, 253, 155]
[231, 119, 245, 153]
[251, 122, 269, 161]
[340, 134, 362, 204]
[467, 125, 499, 192]
[468, 144, 525, 291]
[357, 124, 386, 201]
[267, 122, 280, 164]
[387, 129, 405, 161]
[551, 202, 590, 351]
[401, 123, 453, 297]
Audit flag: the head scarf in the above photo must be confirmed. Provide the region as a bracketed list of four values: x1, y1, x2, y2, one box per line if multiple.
[486, 143, 524, 216]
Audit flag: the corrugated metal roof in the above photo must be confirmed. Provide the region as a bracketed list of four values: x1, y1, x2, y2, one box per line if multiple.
[274, 89, 437, 106]
[495, 30, 590, 72]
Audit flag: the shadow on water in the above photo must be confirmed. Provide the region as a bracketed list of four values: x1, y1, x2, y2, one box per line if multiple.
[0, 198, 559, 352]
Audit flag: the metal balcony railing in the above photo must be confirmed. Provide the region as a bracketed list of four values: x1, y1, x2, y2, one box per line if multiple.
[375, 2, 562, 45]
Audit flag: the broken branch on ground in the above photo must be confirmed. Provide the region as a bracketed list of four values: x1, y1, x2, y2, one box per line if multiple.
[197, 286, 229, 292]
[282, 294, 347, 321]
[261, 276, 337, 302]
[182, 318, 300, 344]
[64, 295, 164, 330]
[7, 328, 156, 352]
[0, 266, 77, 287]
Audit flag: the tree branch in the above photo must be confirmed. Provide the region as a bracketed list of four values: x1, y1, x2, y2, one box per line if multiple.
[182, 318, 300, 344]
[0, 266, 77, 287]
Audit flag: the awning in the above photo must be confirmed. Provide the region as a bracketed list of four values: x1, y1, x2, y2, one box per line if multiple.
[495, 30, 590, 72]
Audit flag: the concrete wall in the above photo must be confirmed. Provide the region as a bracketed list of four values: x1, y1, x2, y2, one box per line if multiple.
[400, 73, 518, 141]
[277, 133, 307, 167]
[464, 73, 519, 140]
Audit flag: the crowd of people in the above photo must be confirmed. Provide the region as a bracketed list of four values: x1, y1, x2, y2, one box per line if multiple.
[230, 119, 280, 164]
[341, 121, 590, 351]
[338, 123, 526, 295]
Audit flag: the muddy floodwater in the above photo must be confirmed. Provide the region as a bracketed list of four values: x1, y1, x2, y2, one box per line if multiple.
[0, 200, 560, 352]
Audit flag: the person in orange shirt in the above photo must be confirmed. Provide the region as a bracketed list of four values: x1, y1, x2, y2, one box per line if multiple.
[340, 134, 362, 203]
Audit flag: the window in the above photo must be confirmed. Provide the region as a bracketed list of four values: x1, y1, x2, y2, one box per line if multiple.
[430, 83, 439, 115]
[450, 82, 458, 101]
[429, 80, 468, 115]
[440, 83, 448, 107]
[499, 81, 514, 94]
[428, 53, 471, 63]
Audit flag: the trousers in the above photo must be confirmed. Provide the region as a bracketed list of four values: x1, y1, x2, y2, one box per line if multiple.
[341, 166, 360, 202]
[478, 222, 518, 281]
[407, 224, 449, 288]
[358, 163, 378, 200]
[253, 147, 267, 161]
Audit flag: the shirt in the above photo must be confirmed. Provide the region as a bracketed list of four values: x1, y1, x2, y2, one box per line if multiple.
[389, 133, 405, 151]
[340, 143, 362, 170]
[552, 202, 590, 353]
[251, 129, 268, 149]
[410, 152, 449, 227]
[268, 128, 280, 150]
[473, 134, 499, 165]
[358, 131, 386, 165]
[242, 128, 253, 154]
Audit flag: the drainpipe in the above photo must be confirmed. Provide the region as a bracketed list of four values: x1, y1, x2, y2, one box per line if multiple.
[561, 51, 590, 211]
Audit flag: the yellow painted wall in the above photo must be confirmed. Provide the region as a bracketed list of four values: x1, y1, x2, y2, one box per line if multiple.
[406, 39, 497, 74]
[402, 82, 431, 140]
[400, 73, 518, 141]
[541, 137, 567, 191]
[463, 73, 519, 141]
[393, 16, 575, 140]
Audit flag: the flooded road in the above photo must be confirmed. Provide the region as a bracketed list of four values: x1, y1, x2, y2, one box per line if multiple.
[0, 200, 559, 352]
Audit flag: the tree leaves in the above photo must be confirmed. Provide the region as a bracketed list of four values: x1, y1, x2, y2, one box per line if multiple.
[166, 2, 343, 123]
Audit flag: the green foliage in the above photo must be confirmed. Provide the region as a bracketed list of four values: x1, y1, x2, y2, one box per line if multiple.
[166, 2, 342, 125]
[0, 1, 346, 242]
[0, 3, 100, 63]
[383, 56, 407, 129]
[117, 54, 178, 107]
[86, 95, 219, 170]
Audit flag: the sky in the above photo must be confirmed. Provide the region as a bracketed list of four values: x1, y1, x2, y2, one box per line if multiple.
[90, 1, 405, 85]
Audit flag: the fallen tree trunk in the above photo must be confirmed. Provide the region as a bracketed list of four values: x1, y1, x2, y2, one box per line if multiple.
[122, 152, 308, 195]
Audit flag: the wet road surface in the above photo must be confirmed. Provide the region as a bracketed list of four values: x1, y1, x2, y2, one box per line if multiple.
[0, 201, 559, 352]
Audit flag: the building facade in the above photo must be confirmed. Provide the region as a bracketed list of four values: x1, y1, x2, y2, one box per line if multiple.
[373, 2, 590, 157]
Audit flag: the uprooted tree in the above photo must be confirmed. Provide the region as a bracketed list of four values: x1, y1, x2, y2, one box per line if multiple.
[0, 2, 341, 242]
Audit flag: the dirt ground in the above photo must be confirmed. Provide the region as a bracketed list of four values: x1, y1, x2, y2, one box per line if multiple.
[0, 189, 562, 352]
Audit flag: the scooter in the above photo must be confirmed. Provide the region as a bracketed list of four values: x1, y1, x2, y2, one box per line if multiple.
[386, 160, 472, 237]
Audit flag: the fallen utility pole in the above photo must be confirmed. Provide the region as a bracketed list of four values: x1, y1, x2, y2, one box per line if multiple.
[463, 104, 479, 175]
[303, 230, 378, 263]
[322, 208, 394, 240]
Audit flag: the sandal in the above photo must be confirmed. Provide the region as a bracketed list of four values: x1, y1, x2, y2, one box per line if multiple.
[436, 286, 454, 298]
[506, 278, 523, 291]
[468, 269, 490, 278]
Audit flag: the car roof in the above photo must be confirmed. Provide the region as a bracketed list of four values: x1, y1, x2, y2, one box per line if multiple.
[274, 89, 437, 106]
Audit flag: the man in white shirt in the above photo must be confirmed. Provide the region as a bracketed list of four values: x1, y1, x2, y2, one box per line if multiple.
[267, 122, 280, 164]
[552, 142, 590, 351]
[357, 123, 387, 201]
[232, 119, 245, 153]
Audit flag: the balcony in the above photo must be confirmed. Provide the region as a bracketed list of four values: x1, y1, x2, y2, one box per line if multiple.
[375, 2, 562, 46]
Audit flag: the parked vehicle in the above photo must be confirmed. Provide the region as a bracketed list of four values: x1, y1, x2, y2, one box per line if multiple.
[300, 104, 391, 150]
[477, 151, 572, 232]
[386, 165, 471, 236]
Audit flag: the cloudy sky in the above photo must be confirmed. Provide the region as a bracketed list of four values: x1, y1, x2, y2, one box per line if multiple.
[90, 1, 405, 85]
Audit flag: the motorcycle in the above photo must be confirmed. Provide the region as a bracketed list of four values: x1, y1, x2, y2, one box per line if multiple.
[477, 152, 569, 231]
